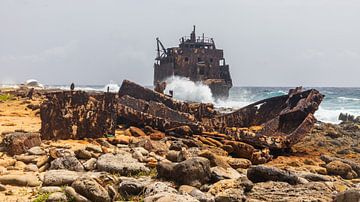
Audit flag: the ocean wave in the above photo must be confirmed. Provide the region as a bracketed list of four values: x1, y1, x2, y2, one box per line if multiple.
[337, 96, 360, 102]
[314, 106, 360, 124]
[165, 76, 214, 103]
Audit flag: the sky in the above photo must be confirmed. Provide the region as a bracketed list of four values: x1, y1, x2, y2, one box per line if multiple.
[0, 0, 359, 87]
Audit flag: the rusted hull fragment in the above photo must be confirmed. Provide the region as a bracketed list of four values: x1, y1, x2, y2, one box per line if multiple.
[40, 81, 323, 162]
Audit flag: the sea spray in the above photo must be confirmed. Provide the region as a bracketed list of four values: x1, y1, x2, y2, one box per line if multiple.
[165, 76, 214, 103]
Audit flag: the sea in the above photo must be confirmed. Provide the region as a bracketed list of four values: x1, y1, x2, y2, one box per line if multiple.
[2, 77, 360, 124]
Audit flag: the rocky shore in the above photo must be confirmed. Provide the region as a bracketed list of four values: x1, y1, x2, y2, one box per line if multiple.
[0, 87, 360, 202]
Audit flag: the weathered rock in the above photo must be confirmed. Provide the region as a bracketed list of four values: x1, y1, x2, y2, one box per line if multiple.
[3, 132, 41, 155]
[211, 166, 242, 181]
[321, 155, 360, 177]
[134, 139, 168, 156]
[83, 158, 97, 171]
[0, 183, 6, 191]
[64, 186, 90, 202]
[299, 172, 332, 182]
[144, 193, 199, 202]
[25, 163, 39, 172]
[85, 145, 103, 153]
[46, 192, 68, 202]
[0, 174, 41, 186]
[27, 146, 45, 155]
[118, 177, 150, 197]
[334, 189, 360, 202]
[157, 157, 211, 187]
[207, 177, 253, 196]
[225, 157, 251, 169]
[198, 150, 230, 168]
[43, 170, 80, 186]
[247, 181, 334, 201]
[247, 165, 301, 185]
[50, 156, 85, 172]
[166, 150, 181, 162]
[150, 132, 165, 140]
[144, 182, 178, 197]
[39, 186, 63, 193]
[49, 148, 75, 159]
[179, 185, 215, 202]
[96, 152, 149, 175]
[214, 188, 246, 202]
[129, 126, 147, 137]
[325, 160, 357, 179]
[72, 177, 111, 202]
[75, 149, 93, 159]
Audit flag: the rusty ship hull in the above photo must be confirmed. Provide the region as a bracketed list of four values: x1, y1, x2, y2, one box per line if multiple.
[154, 26, 232, 98]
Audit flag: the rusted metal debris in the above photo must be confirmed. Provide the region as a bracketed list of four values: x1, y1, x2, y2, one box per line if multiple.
[40, 80, 323, 163]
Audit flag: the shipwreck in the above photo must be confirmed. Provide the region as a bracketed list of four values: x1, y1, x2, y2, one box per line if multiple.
[154, 26, 232, 98]
[40, 81, 324, 164]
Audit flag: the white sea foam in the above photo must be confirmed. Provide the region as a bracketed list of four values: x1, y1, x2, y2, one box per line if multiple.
[103, 82, 120, 93]
[338, 96, 360, 102]
[314, 106, 360, 124]
[165, 76, 214, 103]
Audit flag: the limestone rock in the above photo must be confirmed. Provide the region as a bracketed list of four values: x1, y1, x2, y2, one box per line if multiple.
[335, 189, 360, 202]
[207, 177, 253, 196]
[179, 185, 215, 202]
[50, 156, 85, 172]
[72, 177, 111, 202]
[96, 152, 149, 175]
[247, 165, 301, 185]
[46, 192, 68, 202]
[211, 166, 242, 181]
[28, 146, 45, 155]
[325, 160, 357, 179]
[157, 157, 211, 187]
[144, 182, 177, 197]
[43, 170, 80, 186]
[0, 174, 41, 187]
[64, 186, 90, 202]
[130, 126, 147, 137]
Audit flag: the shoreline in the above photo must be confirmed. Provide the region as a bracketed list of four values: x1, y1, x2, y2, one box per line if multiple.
[0, 87, 359, 201]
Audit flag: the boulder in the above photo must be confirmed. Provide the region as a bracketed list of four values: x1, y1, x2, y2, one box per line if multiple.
[247, 165, 301, 185]
[75, 149, 93, 159]
[83, 158, 97, 171]
[72, 177, 111, 202]
[50, 156, 85, 172]
[118, 177, 151, 197]
[144, 193, 199, 202]
[150, 132, 165, 140]
[211, 166, 242, 181]
[198, 150, 230, 168]
[179, 185, 215, 202]
[334, 189, 360, 202]
[3, 132, 41, 155]
[43, 170, 80, 186]
[325, 160, 357, 179]
[129, 126, 147, 137]
[157, 157, 211, 187]
[0, 174, 41, 187]
[96, 152, 149, 175]
[39, 186, 63, 193]
[225, 157, 251, 169]
[27, 146, 45, 155]
[208, 177, 253, 196]
[64, 186, 90, 202]
[46, 192, 68, 202]
[144, 182, 178, 197]
[214, 188, 246, 202]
